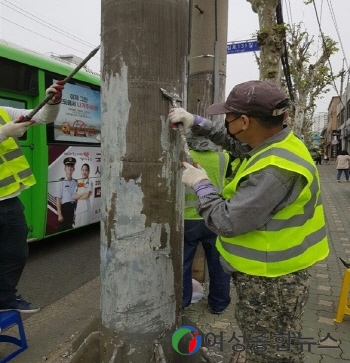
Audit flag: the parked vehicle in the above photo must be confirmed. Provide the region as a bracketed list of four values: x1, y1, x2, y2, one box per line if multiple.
[0, 39, 101, 241]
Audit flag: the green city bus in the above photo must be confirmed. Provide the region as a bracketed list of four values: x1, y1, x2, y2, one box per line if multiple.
[0, 39, 101, 241]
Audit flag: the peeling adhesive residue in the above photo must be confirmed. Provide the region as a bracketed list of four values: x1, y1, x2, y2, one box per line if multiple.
[101, 220, 175, 332]
[101, 59, 132, 249]
[100, 59, 176, 332]
[159, 113, 185, 233]
[159, 114, 174, 192]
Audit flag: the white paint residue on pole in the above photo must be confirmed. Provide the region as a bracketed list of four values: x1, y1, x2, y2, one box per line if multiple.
[100, 59, 176, 335]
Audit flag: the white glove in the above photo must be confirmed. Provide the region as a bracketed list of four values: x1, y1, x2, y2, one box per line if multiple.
[181, 162, 209, 188]
[169, 108, 194, 131]
[0, 116, 34, 139]
[46, 81, 64, 104]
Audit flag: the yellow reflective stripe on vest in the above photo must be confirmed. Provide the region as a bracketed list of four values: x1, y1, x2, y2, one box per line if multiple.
[0, 165, 34, 188]
[218, 234, 328, 278]
[219, 224, 327, 262]
[217, 131, 328, 277]
[247, 147, 321, 230]
[0, 108, 36, 197]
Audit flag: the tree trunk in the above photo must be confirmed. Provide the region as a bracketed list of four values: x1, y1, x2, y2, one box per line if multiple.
[293, 105, 305, 139]
[292, 89, 309, 138]
[246, 0, 283, 84]
[100, 1, 188, 361]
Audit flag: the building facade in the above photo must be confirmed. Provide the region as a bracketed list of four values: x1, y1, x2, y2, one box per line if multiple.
[325, 96, 340, 159]
[337, 82, 350, 152]
[312, 112, 328, 133]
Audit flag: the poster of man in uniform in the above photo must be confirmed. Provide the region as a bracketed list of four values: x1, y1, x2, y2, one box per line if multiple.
[45, 81, 101, 236]
[53, 81, 101, 143]
[46, 145, 101, 236]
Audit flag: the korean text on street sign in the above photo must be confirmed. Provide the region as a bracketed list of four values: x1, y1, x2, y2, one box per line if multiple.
[227, 40, 260, 54]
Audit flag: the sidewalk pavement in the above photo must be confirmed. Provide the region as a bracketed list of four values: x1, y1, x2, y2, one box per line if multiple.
[2, 278, 100, 363]
[2, 163, 350, 363]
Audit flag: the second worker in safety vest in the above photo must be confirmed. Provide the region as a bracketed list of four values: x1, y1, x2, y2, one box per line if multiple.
[0, 81, 64, 314]
[183, 133, 231, 314]
[169, 80, 329, 363]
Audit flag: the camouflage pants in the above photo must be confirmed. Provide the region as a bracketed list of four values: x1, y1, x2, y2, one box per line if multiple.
[232, 269, 310, 363]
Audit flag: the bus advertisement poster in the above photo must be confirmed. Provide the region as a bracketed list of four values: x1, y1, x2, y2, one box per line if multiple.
[54, 81, 101, 144]
[46, 145, 101, 236]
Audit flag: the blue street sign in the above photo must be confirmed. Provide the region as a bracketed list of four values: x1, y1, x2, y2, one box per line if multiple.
[227, 40, 260, 54]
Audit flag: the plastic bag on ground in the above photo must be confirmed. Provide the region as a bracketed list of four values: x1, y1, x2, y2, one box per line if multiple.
[191, 278, 204, 303]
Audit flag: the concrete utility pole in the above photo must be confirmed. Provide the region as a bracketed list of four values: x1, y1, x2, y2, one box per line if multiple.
[187, 0, 228, 118]
[186, 0, 228, 281]
[98, 0, 188, 362]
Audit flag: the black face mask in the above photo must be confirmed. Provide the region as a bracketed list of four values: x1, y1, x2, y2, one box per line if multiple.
[225, 117, 243, 139]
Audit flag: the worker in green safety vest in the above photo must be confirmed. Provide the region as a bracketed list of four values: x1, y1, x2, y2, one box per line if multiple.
[0, 81, 63, 314]
[183, 132, 231, 314]
[168, 80, 329, 363]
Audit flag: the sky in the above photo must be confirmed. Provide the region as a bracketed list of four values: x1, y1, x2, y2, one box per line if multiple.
[1, 0, 350, 113]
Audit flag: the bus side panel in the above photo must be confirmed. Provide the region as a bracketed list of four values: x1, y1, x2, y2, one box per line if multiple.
[1, 41, 101, 241]
[45, 145, 101, 237]
[18, 146, 33, 238]
[29, 125, 50, 240]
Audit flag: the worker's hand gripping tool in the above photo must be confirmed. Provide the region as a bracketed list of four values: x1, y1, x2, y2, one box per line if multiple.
[160, 87, 194, 165]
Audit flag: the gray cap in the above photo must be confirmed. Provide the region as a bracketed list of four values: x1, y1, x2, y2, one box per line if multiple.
[207, 80, 289, 117]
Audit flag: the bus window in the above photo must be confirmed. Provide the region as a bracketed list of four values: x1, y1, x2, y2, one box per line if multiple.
[0, 98, 26, 109]
[0, 57, 38, 95]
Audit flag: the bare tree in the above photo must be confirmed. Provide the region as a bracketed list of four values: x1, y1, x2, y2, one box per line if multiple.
[285, 23, 340, 139]
[245, 0, 340, 142]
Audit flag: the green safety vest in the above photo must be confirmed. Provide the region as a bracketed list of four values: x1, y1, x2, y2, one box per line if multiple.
[184, 150, 229, 220]
[0, 108, 36, 198]
[216, 131, 329, 277]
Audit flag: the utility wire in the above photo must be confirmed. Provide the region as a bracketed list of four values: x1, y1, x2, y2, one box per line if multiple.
[326, 0, 348, 71]
[314, 0, 323, 59]
[3, 0, 97, 48]
[311, 0, 340, 99]
[2, 0, 97, 49]
[1, 0, 100, 65]
[285, 0, 293, 25]
[276, 1, 294, 102]
[0, 16, 94, 57]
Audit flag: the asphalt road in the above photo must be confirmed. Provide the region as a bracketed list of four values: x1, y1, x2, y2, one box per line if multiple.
[18, 223, 100, 313]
